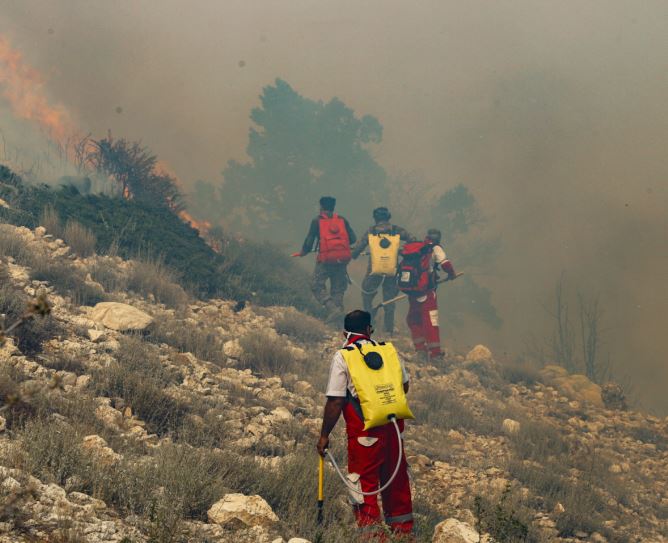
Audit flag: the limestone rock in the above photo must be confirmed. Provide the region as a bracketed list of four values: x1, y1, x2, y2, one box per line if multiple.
[432, 518, 480, 543]
[0, 415, 6, 433]
[539, 366, 603, 407]
[224, 339, 243, 359]
[287, 539, 311, 543]
[82, 435, 121, 465]
[502, 418, 521, 435]
[208, 493, 278, 528]
[89, 302, 153, 331]
[95, 404, 123, 430]
[465, 345, 493, 364]
[87, 329, 107, 343]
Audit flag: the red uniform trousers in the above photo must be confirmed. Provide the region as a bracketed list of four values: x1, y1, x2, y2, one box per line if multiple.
[406, 290, 442, 357]
[343, 402, 413, 538]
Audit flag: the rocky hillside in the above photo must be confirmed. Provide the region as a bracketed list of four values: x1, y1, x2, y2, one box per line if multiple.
[1, 222, 667, 543]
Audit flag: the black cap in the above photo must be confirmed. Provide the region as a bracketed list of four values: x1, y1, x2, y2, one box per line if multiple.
[344, 309, 371, 334]
[319, 196, 336, 212]
[372, 206, 391, 222]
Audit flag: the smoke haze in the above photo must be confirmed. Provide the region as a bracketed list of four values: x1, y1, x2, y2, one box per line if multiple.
[1, 1, 667, 411]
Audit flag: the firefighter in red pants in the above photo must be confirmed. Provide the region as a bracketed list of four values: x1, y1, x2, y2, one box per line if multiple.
[406, 229, 457, 361]
[317, 310, 413, 539]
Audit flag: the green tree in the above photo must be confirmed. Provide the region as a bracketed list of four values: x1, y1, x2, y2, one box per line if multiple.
[219, 79, 387, 241]
[86, 136, 184, 211]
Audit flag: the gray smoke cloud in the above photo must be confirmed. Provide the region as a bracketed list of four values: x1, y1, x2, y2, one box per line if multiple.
[1, 1, 667, 411]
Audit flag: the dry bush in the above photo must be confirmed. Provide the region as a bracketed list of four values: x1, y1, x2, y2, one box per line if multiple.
[148, 317, 227, 366]
[501, 360, 543, 386]
[30, 258, 106, 306]
[93, 337, 187, 435]
[238, 330, 296, 376]
[19, 418, 93, 488]
[63, 219, 97, 257]
[38, 352, 87, 375]
[127, 258, 189, 309]
[412, 383, 507, 436]
[274, 306, 329, 343]
[89, 259, 128, 293]
[0, 282, 62, 356]
[0, 224, 33, 264]
[39, 205, 62, 238]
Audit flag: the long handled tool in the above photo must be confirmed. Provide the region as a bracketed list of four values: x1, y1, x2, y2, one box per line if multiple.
[372, 272, 464, 316]
[317, 455, 324, 524]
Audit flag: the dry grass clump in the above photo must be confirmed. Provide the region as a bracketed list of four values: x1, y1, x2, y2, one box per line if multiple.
[88, 259, 128, 293]
[274, 306, 329, 343]
[238, 330, 296, 376]
[30, 258, 106, 307]
[412, 383, 507, 436]
[62, 219, 97, 257]
[0, 224, 32, 265]
[38, 205, 62, 238]
[148, 317, 227, 366]
[93, 336, 187, 435]
[38, 352, 87, 375]
[127, 258, 189, 309]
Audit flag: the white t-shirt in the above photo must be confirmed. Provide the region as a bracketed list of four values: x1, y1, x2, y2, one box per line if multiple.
[432, 244, 447, 266]
[325, 339, 410, 398]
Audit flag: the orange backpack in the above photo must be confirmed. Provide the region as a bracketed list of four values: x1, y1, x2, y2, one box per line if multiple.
[318, 213, 351, 264]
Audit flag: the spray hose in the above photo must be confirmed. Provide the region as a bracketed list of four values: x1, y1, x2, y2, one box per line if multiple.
[325, 416, 403, 497]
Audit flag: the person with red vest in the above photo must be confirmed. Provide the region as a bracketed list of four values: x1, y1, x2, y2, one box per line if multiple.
[404, 228, 457, 361]
[317, 310, 413, 539]
[294, 196, 356, 320]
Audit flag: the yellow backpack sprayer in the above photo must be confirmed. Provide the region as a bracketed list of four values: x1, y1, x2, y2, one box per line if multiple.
[318, 341, 413, 522]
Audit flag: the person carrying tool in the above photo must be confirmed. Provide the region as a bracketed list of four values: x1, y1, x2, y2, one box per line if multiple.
[293, 196, 356, 321]
[351, 207, 414, 335]
[397, 228, 457, 361]
[317, 310, 414, 539]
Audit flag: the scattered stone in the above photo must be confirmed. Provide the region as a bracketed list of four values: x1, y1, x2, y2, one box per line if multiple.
[87, 329, 107, 343]
[224, 339, 243, 359]
[432, 518, 480, 543]
[608, 464, 622, 474]
[554, 502, 565, 514]
[82, 435, 121, 465]
[502, 418, 520, 435]
[207, 493, 279, 528]
[89, 302, 154, 331]
[465, 344, 493, 364]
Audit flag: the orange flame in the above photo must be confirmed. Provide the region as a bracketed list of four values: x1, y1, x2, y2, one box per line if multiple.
[0, 35, 215, 243]
[0, 36, 78, 144]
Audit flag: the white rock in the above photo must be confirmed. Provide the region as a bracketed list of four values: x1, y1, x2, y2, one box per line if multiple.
[87, 329, 107, 343]
[502, 418, 521, 435]
[89, 302, 153, 331]
[207, 493, 278, 528]
[432, 518, 480, 543]
[465, 344, 493, 364]
[0, 415, 6, 433]
[554, 502, 565, 514]
[268, 407, 293, 424]
[82, 435, 122, 465]
[287, 539, 311, 543]
[95, 405, 123, 430]
[223, 339, 243, 359]
[34, 226, 46, 236]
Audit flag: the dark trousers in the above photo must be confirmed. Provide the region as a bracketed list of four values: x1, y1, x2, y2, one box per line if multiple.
[362, 274, 399, 333]
[311, 262, 348, 310]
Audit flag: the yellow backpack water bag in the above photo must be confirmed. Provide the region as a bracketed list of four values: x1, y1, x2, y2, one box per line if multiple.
[368, 233, 401, 276]
[341, 341, 414, 430]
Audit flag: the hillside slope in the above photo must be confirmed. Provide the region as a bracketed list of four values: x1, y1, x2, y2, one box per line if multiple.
[0, 223, 667, 543]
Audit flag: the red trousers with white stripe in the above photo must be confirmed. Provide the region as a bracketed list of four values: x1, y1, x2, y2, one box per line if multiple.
[343, 403, 413, 537]
[406, 291, 442, 357]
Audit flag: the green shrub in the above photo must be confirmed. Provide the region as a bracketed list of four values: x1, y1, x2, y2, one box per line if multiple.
[63, 219, 97, 257]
